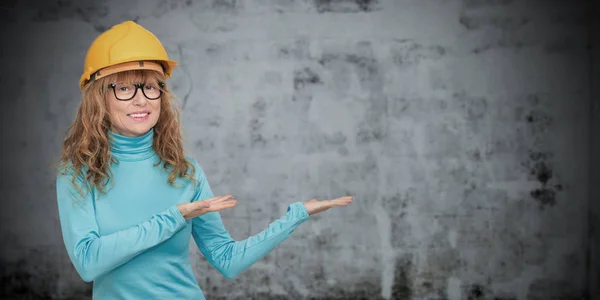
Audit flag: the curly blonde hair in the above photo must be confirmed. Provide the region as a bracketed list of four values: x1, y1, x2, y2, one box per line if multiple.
[57, 69, 197, 198]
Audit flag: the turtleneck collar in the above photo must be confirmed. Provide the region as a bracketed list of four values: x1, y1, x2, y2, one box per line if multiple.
[108, 128, 156, 162]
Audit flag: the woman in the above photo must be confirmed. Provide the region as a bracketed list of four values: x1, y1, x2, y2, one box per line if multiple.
[56, 20, 352, 299]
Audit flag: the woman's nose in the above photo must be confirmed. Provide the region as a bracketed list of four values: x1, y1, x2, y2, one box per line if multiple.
[131, 91, 148, 106]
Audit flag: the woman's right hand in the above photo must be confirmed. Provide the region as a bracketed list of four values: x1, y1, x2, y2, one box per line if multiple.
[177, 194, 238, 220]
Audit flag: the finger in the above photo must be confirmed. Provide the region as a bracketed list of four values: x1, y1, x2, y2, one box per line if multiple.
[331, 197, 353, 206]
[324, 196, 352, 202]
[337, 197, 353, 204]
[204, 195, 225, 201]
[214, 197, 237, 206]
[206, 194, 234, 203]
[206, 198, 237, 208]
[207, 200, 238, 212]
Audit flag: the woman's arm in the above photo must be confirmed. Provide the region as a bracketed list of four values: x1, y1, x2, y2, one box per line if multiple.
[190, 165, 310, 279]
[56, 170, 188, 282]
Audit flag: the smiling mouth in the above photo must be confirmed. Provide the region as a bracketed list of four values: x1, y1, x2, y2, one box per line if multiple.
[128, 112, 150, 118]
[127, 112, 151, 121]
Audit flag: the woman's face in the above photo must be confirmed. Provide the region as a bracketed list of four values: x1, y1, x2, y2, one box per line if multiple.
[106, 81, 161, 137]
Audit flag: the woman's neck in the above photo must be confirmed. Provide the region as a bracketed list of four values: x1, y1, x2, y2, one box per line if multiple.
[108, 128, 155, 162]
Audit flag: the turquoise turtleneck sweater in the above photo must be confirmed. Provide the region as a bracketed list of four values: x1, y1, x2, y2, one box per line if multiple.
[56, 129, 310, 299]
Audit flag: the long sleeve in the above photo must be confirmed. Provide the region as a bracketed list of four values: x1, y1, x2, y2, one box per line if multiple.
[190, 165, 310, 280]
[55, 169, 188, 282]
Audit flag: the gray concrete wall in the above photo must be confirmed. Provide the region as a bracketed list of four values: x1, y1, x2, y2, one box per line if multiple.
[0, 1, 593, 299]
[590, 0, 600, 298]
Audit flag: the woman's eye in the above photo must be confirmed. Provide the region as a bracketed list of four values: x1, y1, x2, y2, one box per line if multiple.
[145, 85, 156, 91]
[119, 87, 129, 92]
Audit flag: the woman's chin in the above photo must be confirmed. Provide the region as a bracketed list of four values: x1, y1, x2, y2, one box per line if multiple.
[131, 127, 153, 136]
[116, 125, 154, 137]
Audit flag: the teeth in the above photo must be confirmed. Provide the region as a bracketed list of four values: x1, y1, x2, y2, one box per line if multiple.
[130, 113, 148, 118]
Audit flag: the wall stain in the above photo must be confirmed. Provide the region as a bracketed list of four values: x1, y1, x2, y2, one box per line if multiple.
[471, 40, 527, 54]
[152, 0, 198, 17]
[467, 284, 485, 300]
[527, 279, 587, 300]
[520, 94, 554, 137]
[525, 150, 562, 208]
[530, 188, 557, 207]
[356, 122, 385, 144]
[519, 94, 562, 209]
[466, 148, 482, 161]
[383, 189, 414, 217]
[460, 12, 531, 54]
[195, 139, 215, 151]
[455, 92, 488, 121]
[249, 97, 268, 148]
[525, 110, 553, 134]
[293, 67, 323, 90]
[1, 254, 93, 299]
[314, 0, 381, 13]
[391, 41, 446, 68]
[177, 44, 193, 110]
[391, 257, 413, 299]
[462, 0, 515, 9]
[277, 38, 311, 60]
[458, 15, 529, 31]
[317, 44, 387, 94]
[519, 95, 553, 139]
[211, 0, 240, 13]
[531, 160, 552, 185]
[464, 284, 517, 300]
[303, 280, 385, 299]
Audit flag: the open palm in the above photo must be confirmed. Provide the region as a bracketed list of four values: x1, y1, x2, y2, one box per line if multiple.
[177, 194, 238, 220]
[303, 196, 353, 215]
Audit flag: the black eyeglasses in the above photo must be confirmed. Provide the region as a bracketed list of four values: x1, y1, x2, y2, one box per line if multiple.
[109, 82, 165, 101]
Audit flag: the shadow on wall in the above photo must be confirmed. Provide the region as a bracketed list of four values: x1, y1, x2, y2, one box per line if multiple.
[1, 251, 92, 299]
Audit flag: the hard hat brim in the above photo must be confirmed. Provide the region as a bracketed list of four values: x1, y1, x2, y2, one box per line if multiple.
[80, 59, 178, 89]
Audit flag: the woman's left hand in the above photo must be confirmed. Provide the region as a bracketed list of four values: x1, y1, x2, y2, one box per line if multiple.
[302, 196, 353, 215]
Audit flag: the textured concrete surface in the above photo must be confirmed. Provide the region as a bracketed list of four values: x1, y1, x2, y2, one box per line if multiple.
[590, 0, 600, 298]
[0, 0, 595, 299]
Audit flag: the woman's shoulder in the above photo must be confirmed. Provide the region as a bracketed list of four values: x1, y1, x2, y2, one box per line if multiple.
[55, 160, 90, 181]
[184, 155, 199, 168]
[185, 155, 208, 178]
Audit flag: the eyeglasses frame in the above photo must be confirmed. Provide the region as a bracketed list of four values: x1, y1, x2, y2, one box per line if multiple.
[108, 82, 165, 101]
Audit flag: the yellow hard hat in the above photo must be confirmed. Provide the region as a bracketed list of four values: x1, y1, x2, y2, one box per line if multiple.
[79, 20, 178, 90]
